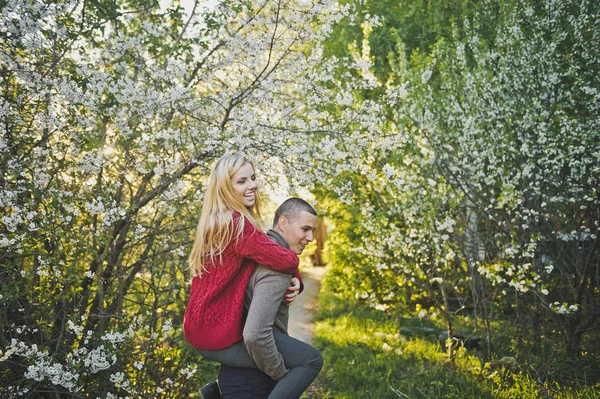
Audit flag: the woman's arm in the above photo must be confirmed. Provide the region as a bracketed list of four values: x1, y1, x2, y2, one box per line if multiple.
[236, 217, 299, 273]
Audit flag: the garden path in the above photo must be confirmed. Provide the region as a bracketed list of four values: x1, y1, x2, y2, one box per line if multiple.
[288, 266, 326, 343]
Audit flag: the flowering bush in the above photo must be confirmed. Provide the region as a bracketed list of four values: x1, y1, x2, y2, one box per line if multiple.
[2, 0, 598, 394]
[315, 0, 599, 363]
[0, 0, 378, 395]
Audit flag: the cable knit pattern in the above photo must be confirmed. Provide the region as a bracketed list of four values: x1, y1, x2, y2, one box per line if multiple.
[183, 214, 301, 350]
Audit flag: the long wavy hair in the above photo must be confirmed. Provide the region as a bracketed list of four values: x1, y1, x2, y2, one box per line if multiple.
[189, 152, 263, 277]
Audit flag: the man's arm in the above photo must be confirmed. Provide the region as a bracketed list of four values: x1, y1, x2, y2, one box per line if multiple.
[243, 265, 292, 380]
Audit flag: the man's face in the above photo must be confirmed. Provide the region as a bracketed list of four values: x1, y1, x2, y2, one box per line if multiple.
[278, 211, 317, 255]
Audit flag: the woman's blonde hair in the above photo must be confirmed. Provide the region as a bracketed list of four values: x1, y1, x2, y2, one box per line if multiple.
[189, 151, 263, 277]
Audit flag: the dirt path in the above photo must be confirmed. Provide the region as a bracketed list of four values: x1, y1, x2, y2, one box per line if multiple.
[288, 266, 326, 343]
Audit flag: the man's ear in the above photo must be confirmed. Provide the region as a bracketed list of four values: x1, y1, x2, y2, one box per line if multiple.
[277, 215, 288, 231]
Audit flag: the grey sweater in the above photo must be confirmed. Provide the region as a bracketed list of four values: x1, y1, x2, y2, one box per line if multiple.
[242, 229, 293, 380]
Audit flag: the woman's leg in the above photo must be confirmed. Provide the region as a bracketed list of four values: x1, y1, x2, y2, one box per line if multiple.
[266, 331, 323, 399]
[196, 341, 258, 369]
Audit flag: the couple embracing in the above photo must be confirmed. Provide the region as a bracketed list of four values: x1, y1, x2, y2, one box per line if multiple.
[183, 152, 323, 398]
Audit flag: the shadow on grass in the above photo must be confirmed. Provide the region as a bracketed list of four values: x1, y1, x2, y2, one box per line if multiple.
[310, 291, 492, 398]
[312, 292, 514, 399]
[310, 290, 600, 399]
[310, 332, 494, 399]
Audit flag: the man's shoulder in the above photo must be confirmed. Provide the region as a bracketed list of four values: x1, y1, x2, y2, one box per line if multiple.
[253, 264, 292, 278]
[249, 228, 292, 282]
[266, 229, 289, 247]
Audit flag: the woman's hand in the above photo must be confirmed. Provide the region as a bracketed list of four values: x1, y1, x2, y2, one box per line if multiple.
[285, 277, 301, 306]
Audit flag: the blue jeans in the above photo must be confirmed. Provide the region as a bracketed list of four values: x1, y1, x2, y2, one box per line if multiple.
[197, 331, 323, 399]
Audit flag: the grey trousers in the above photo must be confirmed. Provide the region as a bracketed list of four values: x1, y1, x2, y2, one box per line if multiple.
[197, 331, 323, 399]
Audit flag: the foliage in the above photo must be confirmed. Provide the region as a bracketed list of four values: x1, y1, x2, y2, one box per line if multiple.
[1, 0, 599, 395]
[0, 0, 380, 396]
[312, 276, 600, 398]
[315, 0, 600, 380]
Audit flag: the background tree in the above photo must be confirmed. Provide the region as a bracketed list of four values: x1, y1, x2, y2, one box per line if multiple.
[0, 0, 377, 396]
[314, 0, 600, 386]
[2, 0, 599, 396]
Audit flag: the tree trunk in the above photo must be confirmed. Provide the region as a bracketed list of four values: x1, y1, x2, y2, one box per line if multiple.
[310, 218, 328, 266]
[440, 282, 454, 359]
[565, 329, 582, 358]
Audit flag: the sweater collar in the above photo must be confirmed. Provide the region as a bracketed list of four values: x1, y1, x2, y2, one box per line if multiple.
[267, 229, 289, 249]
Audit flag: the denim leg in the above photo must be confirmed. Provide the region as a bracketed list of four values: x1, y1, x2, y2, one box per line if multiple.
[266, 331, 323, 399]
[196, 341, 258, 369]
[196, 333, 322, 399]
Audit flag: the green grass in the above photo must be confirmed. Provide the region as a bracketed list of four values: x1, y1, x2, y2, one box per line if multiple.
[309, 288, 600, 399]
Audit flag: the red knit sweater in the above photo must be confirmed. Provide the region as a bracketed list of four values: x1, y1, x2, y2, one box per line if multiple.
[183, 214, 301, 350]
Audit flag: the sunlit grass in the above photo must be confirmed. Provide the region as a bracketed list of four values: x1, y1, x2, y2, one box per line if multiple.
[310, 288, 600, 399]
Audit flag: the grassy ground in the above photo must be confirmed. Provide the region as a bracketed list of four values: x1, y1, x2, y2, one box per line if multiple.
[308, 288, 600, 399]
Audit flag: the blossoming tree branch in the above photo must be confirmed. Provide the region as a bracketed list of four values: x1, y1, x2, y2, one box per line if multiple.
[1, 0, 599, 397]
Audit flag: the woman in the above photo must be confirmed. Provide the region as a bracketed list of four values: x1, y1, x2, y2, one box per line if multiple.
[183, 152, 322, 399]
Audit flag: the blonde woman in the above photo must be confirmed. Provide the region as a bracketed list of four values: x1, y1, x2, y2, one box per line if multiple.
[184, 152, 322, 399]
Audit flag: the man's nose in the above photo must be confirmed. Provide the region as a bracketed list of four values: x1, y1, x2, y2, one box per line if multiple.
[307, 230, 314, 241]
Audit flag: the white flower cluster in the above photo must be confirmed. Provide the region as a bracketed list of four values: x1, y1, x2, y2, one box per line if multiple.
[25, 352, 80, 391]
[101, 331, 126, 344]
[102, 393, 131, 399]
[1, 338, 82, 391]
[109, 371, 130, 390]
[179, 365, 198, 379]
[67, 320, 85, 336]
[435, 217, 456, 233]
[550, 302, 579, 315]
[83, 345, 117, 374]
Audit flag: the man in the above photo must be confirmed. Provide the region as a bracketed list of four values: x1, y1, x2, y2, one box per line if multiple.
[200, 198, 323, 399]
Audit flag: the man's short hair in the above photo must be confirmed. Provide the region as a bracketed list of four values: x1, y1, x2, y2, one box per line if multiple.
[273, 198, 317, 227]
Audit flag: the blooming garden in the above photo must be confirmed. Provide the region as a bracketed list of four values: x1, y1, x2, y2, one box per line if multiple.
[1, 0, 599, 397]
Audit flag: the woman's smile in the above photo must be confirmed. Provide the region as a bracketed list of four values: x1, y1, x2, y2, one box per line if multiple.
[232, 163, 258, 207]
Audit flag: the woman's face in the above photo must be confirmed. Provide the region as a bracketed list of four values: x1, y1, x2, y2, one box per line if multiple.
[231, 163, 258, 208]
